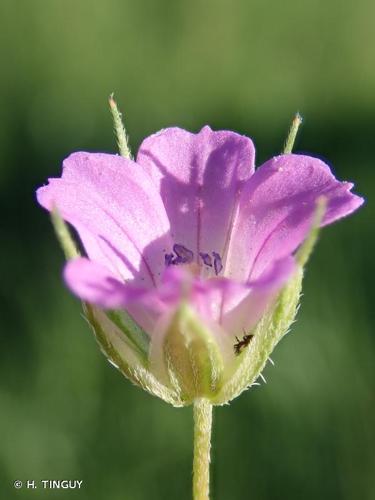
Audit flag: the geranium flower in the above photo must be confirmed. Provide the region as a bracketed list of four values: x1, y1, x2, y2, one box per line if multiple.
[37, 103, 364, 500]
[36, 124, 363, 407]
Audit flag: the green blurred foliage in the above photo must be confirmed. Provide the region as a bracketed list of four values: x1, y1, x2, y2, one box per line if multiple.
[0, 0, 374, 499]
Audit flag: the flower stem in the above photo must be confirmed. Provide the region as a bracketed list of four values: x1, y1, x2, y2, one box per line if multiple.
[193, 399, 213, 500]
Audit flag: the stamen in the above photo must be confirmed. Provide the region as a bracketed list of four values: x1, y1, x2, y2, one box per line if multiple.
[199, 252, 213, 267]
[212, 252, 223, 275]
[165, 253, 174, 266]
[165, 245, 223, 276]
[165, 244, 195, 267]
[173, 244, 194, 264]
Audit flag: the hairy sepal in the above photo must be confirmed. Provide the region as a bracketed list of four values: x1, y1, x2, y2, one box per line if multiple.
[213, 200, 325, 405]
[84, 304, 183, 407]
[213, 265, 303, 405]
[162, 304, 224, 405]
[106, 309, 150, 364]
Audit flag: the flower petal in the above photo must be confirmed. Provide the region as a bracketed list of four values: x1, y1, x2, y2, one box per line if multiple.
[137, 126, 255, 262]
[146, 255, 293, 343]
[225, 154, 364, 280]
[220, 256, 295, 336]
[144, 257, 294, 367]
[64, 257, 145, 309]
[64, 257, 167, 334]
[189, 256, 295, 337]
[66, 252, 294, 373]
[37, 153, 172, 287]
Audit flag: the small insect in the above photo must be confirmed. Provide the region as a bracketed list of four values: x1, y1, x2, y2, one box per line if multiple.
[233, 332, 254, 355]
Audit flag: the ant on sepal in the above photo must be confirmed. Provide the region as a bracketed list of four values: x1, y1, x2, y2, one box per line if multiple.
[233, 331, 254, 356]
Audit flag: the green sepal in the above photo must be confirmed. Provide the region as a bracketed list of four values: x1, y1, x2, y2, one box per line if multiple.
[213, 199, 326, 405]
[296, 196, 327, 266]
[106, 309, 150, 364]
[162, 304, 224, 404]
[108, 94, 132, 159]
[48, 186, 185, 407]
[50, 207, 80, 260]
[84, 304, 183, 407]
[283, 113, 303, 154]
[213, 267, 303, 405]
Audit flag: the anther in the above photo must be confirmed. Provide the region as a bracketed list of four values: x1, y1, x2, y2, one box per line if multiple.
[199, 252, 213, 267]
[173, 244, 194, 264]
[165, 253, 174, 266]
[164, 244, 195, 267]
[212, 252, 223, 275]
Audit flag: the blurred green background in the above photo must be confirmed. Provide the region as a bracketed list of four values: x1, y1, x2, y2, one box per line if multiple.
[0, 0, 374, 499]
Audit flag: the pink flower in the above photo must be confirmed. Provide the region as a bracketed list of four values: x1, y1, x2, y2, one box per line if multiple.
[36, 126, 363, 405]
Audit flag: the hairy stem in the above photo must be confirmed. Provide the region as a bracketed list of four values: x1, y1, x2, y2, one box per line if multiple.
[193, 399, 213, 500]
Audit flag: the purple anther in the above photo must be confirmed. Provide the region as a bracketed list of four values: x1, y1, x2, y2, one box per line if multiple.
[164, 253, 174, 266]
[212, 251, 223, 275]
[199, 252, 213, 267]
[173, 244, 194, 264]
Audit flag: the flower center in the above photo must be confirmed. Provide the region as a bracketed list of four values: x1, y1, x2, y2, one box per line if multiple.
[165, 244, 223, 276]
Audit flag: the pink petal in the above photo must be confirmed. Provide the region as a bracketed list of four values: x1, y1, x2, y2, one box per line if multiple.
[189, 256, 295, 336]
[225, 154, 364, 281]
[137, 126, 255, 262]
[220, 256, 295, 336]
[64, 257, 139, 309]
[147, 256, 294, 341]
[64, 258, 164, 332]
[37, 153, 172, 287]
[65, 253, 294, 351]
